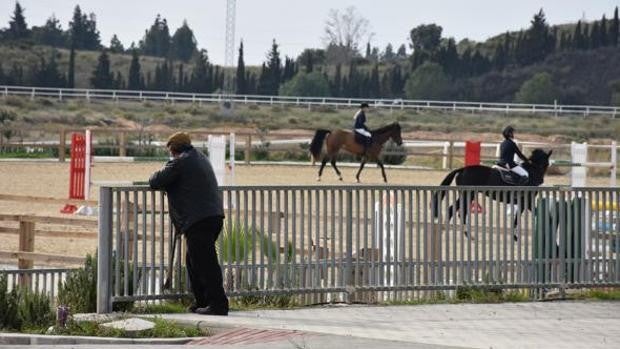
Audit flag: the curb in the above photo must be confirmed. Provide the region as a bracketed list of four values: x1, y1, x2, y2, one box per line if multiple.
[0, 332, 198, 345]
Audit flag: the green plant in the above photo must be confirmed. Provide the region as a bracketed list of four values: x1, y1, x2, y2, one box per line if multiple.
[0, 275, 54, 331]
[57, 254, 98, 313]
[0, 275, 21, 330]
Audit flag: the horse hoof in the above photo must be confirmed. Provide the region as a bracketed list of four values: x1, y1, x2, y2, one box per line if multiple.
[513, 234, 519, 242]
[316, 177, 321, 182]
[339, 177, 343, 181]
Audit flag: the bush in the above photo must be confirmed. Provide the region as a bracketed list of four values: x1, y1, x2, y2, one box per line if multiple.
[279, 72, 331, 97]
[0, 275, 54, 331]
[57, 254, 98, 314]
[515, 72, 559, 104]
[381, 140, 407, 165]
[404, 62, 451, 100]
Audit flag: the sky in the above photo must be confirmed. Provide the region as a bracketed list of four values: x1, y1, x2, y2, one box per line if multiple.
[1, 1, 619, 65]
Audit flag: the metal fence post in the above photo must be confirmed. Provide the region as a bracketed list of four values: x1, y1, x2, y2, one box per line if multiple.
[345, 189, 353, 302]
[97, 187, 113, 313]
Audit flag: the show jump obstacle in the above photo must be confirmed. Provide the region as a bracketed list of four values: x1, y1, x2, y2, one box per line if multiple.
[61, 130, 92, 214]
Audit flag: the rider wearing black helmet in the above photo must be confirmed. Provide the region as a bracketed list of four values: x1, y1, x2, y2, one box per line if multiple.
[498, 125, 529, 181]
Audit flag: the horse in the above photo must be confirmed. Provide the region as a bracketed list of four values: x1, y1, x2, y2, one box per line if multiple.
[309, 122, 403, 183]
[432, 148, 553, 241]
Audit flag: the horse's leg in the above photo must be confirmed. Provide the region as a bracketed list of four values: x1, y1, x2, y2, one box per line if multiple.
[355, 158, 367, 183]
[330, 157, 343, 181]
[317, 156, 329, 181]
[377, 160, 388, 183]
[512, 202, 526, 242]
[458, 194, 473, 240]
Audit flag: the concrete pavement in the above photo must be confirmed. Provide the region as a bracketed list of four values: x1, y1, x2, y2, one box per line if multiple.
[156, 300, 620, 349]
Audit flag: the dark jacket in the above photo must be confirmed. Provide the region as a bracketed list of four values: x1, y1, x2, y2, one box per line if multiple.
[149, 146, 224, 233]
[498, 138, 527, 168]
[353, 110, 368, 131]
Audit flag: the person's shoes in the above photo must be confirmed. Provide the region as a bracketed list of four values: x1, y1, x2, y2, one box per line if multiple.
[187, 304, 199, 313]
[195, 305, 229, 316]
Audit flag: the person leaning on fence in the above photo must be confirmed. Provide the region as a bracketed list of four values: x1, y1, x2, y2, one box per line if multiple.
[148, 132, 229, 316]
[353, 102, 372, 153]
[498, 125, 529, 181]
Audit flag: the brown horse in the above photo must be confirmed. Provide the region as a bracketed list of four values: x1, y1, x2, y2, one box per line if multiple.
[309, 122, 403, 183]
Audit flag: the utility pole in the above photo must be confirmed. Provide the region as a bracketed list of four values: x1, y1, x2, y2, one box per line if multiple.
[222, 0, 237, 110]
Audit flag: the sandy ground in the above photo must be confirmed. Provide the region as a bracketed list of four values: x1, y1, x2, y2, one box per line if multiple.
[0, 161, 612, 266]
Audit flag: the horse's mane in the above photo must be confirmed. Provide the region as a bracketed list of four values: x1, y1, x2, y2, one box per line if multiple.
[529, 148, 548, 164]
[371, 122, 399, 136]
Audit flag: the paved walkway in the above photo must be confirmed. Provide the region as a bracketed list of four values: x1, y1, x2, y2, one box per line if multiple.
[157, 300, 620, 349]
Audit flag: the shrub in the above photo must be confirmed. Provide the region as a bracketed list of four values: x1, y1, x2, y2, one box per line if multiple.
[381, 140, 407, 165]
[0, 275, 54, 331]
[57, 254, 97, 314]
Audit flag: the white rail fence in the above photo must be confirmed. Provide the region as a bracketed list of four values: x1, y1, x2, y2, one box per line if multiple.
[1, 85, 618, 117]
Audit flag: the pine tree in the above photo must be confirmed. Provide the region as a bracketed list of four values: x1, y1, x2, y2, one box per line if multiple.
[331, 64, 342, 97]
[600, 15, 609, 47]
[67, 43, 76, 88]
[235, 41, 247, 94]
[32, 15, 65, 47]
[140, 15, 171, 57]
[190, 50, 210, 93]
[9, 1, 29, 40]
[114, 71, 124, 89]
[258, 40, 282, 95]
[382, 43, 395, 62]
[90, 50, 114, 88]
[365, 43, 371, 59]
[177, 64, 184, 91]
[519, 9, 554, 65]
[612, 7, 619, 46]
[590, 22, 601, 49]
[396, 44, 407, 58]
[109, 34, 124, 53]
[282, 57, 296, 82]
[69, 5, 101, 50]
[573, 21, 584, 49]
[128, 49, 142, 90]
[369, 64, 380, 97]
[171, 20, 197, 61]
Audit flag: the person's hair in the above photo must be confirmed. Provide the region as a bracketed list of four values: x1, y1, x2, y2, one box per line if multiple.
[166, 132, 192, 153]
[502, 125, 515, 139]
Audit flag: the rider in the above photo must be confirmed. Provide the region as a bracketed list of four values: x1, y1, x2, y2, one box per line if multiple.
[498, 125, 529, 182]
[353, 102, 372, 153]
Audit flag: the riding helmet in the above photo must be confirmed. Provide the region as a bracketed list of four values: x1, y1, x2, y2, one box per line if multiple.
[502, 125, 515, 139]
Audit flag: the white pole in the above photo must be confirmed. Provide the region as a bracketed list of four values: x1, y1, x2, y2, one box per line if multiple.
[442, 142, 449, 170]
[85, 130, 92, 200]
[229, 132, 235, 185]
[611, 141, 617, 187]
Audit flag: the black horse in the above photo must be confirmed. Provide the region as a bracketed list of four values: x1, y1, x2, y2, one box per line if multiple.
[432, 148, 553, 240]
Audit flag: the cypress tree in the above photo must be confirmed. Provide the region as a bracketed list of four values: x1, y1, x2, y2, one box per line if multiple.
[128, 49, 142, 90]
[90, 50, 114, 89]
[9, 1, 29, 40]
[177, 64, 184, 91]
[600, 15, 609, 47]
[236, 41, 247, 94]
[171, 20, 197, 61]
[369, 64, 380, 97]
[590, 22, 601, 49]
[68, 42, 76, 88]
[332, 64, 342, 97]
[612, 7, 619, 46]
[114, 71, 124, 89]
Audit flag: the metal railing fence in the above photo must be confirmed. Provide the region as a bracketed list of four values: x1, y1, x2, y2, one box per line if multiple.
[97, 185, 620, 313]
[2, 85, 618, 117]
[0, 268, 76, 304]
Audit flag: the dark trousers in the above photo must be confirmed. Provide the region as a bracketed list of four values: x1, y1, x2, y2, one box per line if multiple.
[185, 216, 228, 309]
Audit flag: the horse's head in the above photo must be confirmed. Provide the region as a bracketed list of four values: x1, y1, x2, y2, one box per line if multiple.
[390, 122, 403, 146]
[527, 148, 553, 186]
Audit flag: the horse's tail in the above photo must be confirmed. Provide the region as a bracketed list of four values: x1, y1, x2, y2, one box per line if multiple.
[310, 129, 330, 162]
[432, 168, 463, 217]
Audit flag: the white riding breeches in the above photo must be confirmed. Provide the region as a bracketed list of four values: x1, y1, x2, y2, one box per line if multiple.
[355, 129, 371, 138]
[511, 165, 529, 178]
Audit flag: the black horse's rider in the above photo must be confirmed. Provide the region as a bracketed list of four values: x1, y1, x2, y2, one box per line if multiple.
[498, 125, 529, 181]
[353, 102, 372, 152]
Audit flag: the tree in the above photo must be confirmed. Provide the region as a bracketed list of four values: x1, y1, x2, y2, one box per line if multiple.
[171, 20, 197, 61]
[127, 49, 143, 90]
[8, 1, 29, 40]
[32, 15, 65, 47]
[514, 72, 559, 104]
[90, 50, 114, 89]
[279, 72, 330, 97]
[323, 7, 372, 64]
[258, 39, 282, 95]
[69, 6, 101, 50]
[396, 44, 407, 58]
[189, 50, 212, 93]
[610, 79, 620, 106]
[382, 43, 395, 62]
[330, 64, 342, 96]
[612, 7, 619, 46]
[32, 55, 66, 87]
[235, 41, 247, 94]
[369, 64, 380, 97]
[109, 34, 124, 53]
[282, 57, 296, 82]
[140, 14, 171, 57]
[404, 62, 450, 100]
[517, 9, 554, 65]
[67, 43, 76, 88]
[600, 15, 609, 47]
[409, 24, 443, 70]
[572, 21, 586, 50]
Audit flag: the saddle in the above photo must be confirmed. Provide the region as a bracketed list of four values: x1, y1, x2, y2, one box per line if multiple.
[354, 132, 372, 147]
[492, 165, 529, 186]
